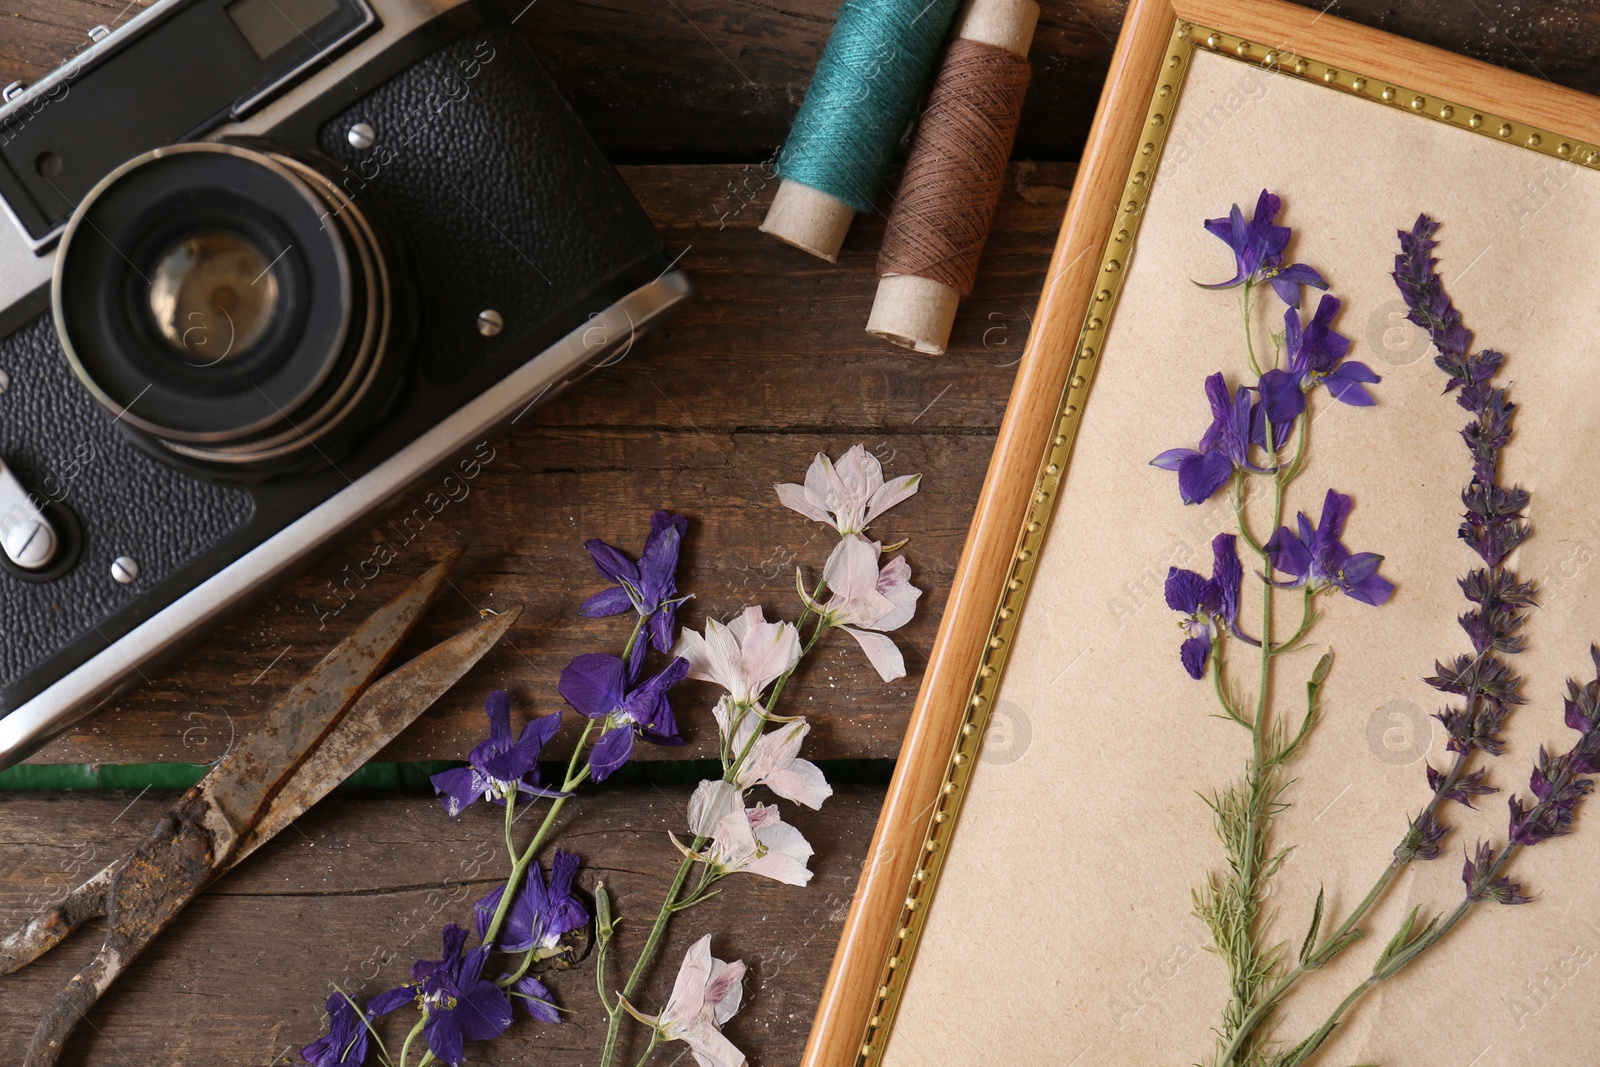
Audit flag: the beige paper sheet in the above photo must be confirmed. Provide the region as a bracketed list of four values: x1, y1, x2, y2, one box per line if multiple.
[885, 47, 1600, 1067]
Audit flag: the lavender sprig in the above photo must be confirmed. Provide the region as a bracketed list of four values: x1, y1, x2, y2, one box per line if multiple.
[1394, 213, 1535, 863]
[1275, 652, 1600, 1067]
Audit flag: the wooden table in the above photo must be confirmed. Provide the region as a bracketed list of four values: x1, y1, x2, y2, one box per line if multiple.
[1, 1, 1594, 1062]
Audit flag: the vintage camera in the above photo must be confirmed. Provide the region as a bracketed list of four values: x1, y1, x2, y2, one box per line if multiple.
[0, 0, 691, 765]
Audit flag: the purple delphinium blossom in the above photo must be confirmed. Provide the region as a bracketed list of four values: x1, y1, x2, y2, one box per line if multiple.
[474, 850, 588, 958]
[1257, 295, 1379, 424]
[558, 654, 689, 781]
[370, 925, 514, 1066]
[1198, 189, 1328, 307]
[1164, 533, 1249, 679]
[301, 993, 369, 1067]
[1265, 489, 1394, 605]
[580, 510, 690, 675]
[430, 692, 564, 818]
[1394, 215, 1536, 848]
[1152, 373, 1275, 505]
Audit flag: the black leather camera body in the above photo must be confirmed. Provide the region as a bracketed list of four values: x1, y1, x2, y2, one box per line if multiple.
[0, 0, 691, 765]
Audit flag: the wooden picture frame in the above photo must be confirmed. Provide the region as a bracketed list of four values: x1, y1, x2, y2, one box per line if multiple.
[802, 1, 1600, 1064]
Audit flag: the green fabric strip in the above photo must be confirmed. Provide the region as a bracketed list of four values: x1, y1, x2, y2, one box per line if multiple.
[0, 759, 895, 793]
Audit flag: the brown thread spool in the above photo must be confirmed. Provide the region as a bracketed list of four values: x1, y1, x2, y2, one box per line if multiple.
[868, 0, 1037, 354]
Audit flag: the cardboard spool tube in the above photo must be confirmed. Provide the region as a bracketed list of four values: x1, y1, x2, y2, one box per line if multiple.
[867, 0, 1039, 354]
[760, 179, 856, 263]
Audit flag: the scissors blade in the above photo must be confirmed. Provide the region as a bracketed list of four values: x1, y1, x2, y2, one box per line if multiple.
[199, 551, 462, 855]
[233, 605, 521, 866]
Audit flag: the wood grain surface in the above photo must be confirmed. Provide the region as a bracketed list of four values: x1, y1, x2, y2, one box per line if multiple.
[3, 1, 1600, 1065]
[0, 786, 880, 1065]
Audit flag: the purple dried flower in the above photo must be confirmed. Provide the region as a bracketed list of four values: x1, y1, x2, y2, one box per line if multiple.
[1198, 189, 1329, 307]
[1462, 842, 1530, 905]
[1265, 489, 1394, 605]
[1258, 295, 1377, 423]
[473, 850, 588, 959]
[1503, 651, 1600, 849]
[1164, 533, 1249, 679]
[301, 993, 370, 1067]
[1152, 373, 1275, 504]
[368, 925, 514, 1066]
[430, 692, 565, 818]
[580, 510, 690, 675]
[1425, 763, 1496, 808]
[558, 653, 689, 781]
[1403, 810, 1449, 861]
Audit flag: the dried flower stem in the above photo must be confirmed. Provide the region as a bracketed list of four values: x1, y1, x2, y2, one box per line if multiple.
[1198, 282, 1320, 1064]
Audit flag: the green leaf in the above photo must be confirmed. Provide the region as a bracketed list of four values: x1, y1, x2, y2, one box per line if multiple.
[1299, 886, 1325, 966]
[1306, 928, 1363, 970]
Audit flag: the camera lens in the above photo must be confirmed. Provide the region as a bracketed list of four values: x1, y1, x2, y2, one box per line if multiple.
[147, 231, 283, 366]
[53, 143, 397, 474]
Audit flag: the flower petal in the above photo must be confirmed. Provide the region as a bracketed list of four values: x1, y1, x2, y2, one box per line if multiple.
[585, 538, 639, 589]
[864, 473, 921, 527]
[588, 726, 635, 782]
[1180, 634, 1211, 680]
[839, 625, 906, 682]
[1258, 367, 1306, 425]
[1177, 450, 1233, 505]
[689, 779, 741, 837]
[663, 935, 717, 1027]
[579, 586, 634, 618]
[368, 985, 415, 1017]
[431, 766, 486, 818]
[774, 481, 832, 525]
[1151, 447, 1198, 471]
[1164, 567, 1209, 613]
[558, 654, 626, 720]
[507, 973, 561, 1024]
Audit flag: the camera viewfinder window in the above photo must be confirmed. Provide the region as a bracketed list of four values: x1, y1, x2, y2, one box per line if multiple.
[226, 0, 341, 60]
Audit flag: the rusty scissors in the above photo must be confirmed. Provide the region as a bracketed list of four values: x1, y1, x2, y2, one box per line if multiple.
[0, 553, 518, 1066]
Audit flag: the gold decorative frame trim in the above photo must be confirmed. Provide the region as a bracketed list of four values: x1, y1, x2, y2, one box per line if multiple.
[848, 17, 1599, 1067]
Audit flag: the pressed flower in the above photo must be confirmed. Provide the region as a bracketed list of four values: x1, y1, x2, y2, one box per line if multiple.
[1258, 295, 1378, 423]
[684, 779, 815, 885]
[1266, 489, 1394, 605]
[1164, 533, 1247, 680]
[580, 510, 689, 673]
[1506, 650, 1600, 849]
[627, 935, 748, 1067]
[672, 606, 802, 710]
[558, 654, 689, 781]
[430, 692, 564, 818]
[371, 925, 513, 1066]
[715, 702, 833, 809]
[473, 849, 588, 959]
[1152, 373, 1273, 505]
[775, 444, 920, 537]
[1198, 189, 1328, 307]
[798, 536, 920, 682]
[301, 993, 369, 1067]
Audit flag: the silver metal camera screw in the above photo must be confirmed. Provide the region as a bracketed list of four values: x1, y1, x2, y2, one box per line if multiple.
[346, 122, 376, 150]
[0, 369, 9, 395]
[2, 82, 25, 103]
[111, 556, 140, 585]
[477, 310, 504, 337]
[88, 24, 111, 43]
[3, 521, 53, 570]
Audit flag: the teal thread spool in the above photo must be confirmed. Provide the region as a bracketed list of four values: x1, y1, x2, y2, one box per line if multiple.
[760, 0, 964, 262]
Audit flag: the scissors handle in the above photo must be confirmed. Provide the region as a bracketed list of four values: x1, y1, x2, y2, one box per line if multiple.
[24, 789, 220, 1067]
[0, 862, 115, 977]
